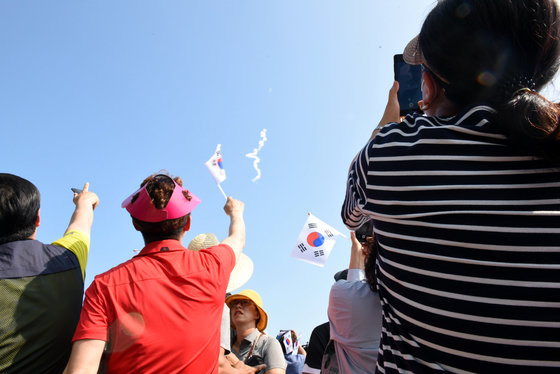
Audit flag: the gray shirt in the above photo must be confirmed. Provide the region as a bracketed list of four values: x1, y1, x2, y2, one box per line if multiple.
[328, 269, 382, 374]
[232, 329, 287, 374]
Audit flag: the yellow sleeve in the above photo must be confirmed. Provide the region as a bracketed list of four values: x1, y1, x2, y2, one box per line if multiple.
[52, 230, 90, 280]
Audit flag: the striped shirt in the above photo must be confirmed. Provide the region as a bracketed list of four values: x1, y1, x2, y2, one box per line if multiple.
[341, 106, 560, 373]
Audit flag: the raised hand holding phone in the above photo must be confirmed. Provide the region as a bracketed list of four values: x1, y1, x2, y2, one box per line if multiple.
[394, 54, 423, 116]
[72, 182, 99, 211]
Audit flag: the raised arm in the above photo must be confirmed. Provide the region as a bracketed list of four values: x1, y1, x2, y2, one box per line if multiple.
[370, 81, 401, 141]
[348, 231, 368, 271]
[220, 197, 245, 260]
[342, 85, 400, 231]
[64, 182, 99, 238]
[348, 81, 402, 174]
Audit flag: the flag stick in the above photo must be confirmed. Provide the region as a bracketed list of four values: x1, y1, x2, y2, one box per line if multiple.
[217, 184, 227, 200]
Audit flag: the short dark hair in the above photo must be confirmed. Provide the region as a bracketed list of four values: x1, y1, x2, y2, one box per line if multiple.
[0, 174, 40, 244]
[131, 174, 190, 242]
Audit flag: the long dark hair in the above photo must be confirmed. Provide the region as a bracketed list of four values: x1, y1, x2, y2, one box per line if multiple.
[419, 0, 560, 160]
[364, 238, 379, 292]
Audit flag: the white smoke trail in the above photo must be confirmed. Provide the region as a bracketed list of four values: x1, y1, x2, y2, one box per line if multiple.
[245, 129, 268, 182]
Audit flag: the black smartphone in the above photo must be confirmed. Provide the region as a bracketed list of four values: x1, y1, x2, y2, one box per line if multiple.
[355, 219, 374, 243]
[394, 54, 423, 116]
[245, 355, 264, 367]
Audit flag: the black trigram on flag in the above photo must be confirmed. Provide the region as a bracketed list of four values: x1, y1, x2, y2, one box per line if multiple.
[314, 250, 325, 257]
[308, 223, 317, 229]
[298, 243, 307, 253]
[324, 229, 334, 238]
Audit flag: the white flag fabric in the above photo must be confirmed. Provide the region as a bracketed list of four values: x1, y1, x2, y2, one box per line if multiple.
[204, 144, 226, 184]
[291, 213, 345, 267]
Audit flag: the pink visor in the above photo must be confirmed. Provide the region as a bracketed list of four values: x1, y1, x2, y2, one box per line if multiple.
[121, 178, 201, 222]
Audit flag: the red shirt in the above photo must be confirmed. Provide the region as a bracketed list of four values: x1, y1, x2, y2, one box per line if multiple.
[73, 240, 235, 374]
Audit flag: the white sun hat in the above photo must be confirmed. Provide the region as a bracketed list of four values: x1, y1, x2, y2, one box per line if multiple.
[188, 233, 254, 293]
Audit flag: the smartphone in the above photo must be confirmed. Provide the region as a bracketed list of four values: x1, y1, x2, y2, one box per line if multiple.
[245, 355, 265, 367]
[355, 219, 374, 243]
[71, 187, 83, 194]
[394, 54, 423, 116]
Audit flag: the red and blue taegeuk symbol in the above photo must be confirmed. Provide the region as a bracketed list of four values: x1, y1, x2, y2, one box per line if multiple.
[217, 157, 224, 169]
[307, 232, 325, 247]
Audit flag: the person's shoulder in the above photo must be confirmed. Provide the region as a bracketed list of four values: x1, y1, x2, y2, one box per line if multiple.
[200, 243, 234, 254]
[52, 230, 89, 246]
[0, 239, 81, 279]
[254, 332, 273, 345]
[330, 279, 355, 296]
[1, 239, 49, 253]
[199, 243, 235, 261]
[261, 333, 282, 350]
[256, 333, 287, 369]
[90, 256, 139, 286]
[310, 321, 330, 338]
[260, 332, 275, 341]
[331, 277, 369, 289]
[330, 278, 377, 301]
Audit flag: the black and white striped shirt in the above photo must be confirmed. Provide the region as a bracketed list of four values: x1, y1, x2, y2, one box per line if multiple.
[341, 106, 560, 373]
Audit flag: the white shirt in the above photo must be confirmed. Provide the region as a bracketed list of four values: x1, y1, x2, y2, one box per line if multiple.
[328, 269, 382, 374]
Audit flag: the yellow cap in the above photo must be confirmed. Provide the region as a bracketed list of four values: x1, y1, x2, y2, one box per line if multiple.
[226, 289, 268, 332]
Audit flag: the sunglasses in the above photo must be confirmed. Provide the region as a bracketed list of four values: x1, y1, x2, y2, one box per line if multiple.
[230, 299, 255, 308]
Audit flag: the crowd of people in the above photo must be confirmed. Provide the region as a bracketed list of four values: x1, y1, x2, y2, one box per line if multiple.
[1, 0, 560, 373]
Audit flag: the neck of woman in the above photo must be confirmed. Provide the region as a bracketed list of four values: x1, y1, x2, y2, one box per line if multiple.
[235, 325, 258, 345]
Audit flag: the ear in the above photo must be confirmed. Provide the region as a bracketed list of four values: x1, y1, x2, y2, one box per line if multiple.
[421, 70, 439, 107]
[35, 209, 40, 228]
[183, 216, 191, 232]
[132, 220, 141, 231]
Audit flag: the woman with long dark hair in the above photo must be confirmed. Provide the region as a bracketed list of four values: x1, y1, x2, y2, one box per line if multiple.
[342, 0, 560, 372]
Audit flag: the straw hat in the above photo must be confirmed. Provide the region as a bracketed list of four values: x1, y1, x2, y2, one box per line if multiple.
[402, 0, 444, 65]
[403, 34, 424, 65]
[225, 289, 268, 332]
[187, 233, 254, 293]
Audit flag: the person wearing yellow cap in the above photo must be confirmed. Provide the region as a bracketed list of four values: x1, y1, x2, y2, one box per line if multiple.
[226, 290, 286, 374]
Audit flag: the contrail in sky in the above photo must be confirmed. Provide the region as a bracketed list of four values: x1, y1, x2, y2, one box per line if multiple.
[245, 129, 268, 182]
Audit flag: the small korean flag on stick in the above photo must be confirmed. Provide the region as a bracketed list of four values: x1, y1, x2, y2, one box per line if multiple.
[205, 144, 227, 199]
[291, 213, 346, 267]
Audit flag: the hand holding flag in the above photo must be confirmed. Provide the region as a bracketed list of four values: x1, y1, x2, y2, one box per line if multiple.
[277, 330, 296, 355]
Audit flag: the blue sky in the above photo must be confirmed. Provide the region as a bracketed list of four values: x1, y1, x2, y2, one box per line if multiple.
[3, 0, 559, 344]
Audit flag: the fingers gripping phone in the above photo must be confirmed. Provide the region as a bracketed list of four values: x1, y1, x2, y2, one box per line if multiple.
[394, 54, 423, 116]
[355, 219, 374, 243]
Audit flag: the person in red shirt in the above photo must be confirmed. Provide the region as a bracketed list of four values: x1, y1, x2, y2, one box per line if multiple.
[64, 173, 246, 374]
